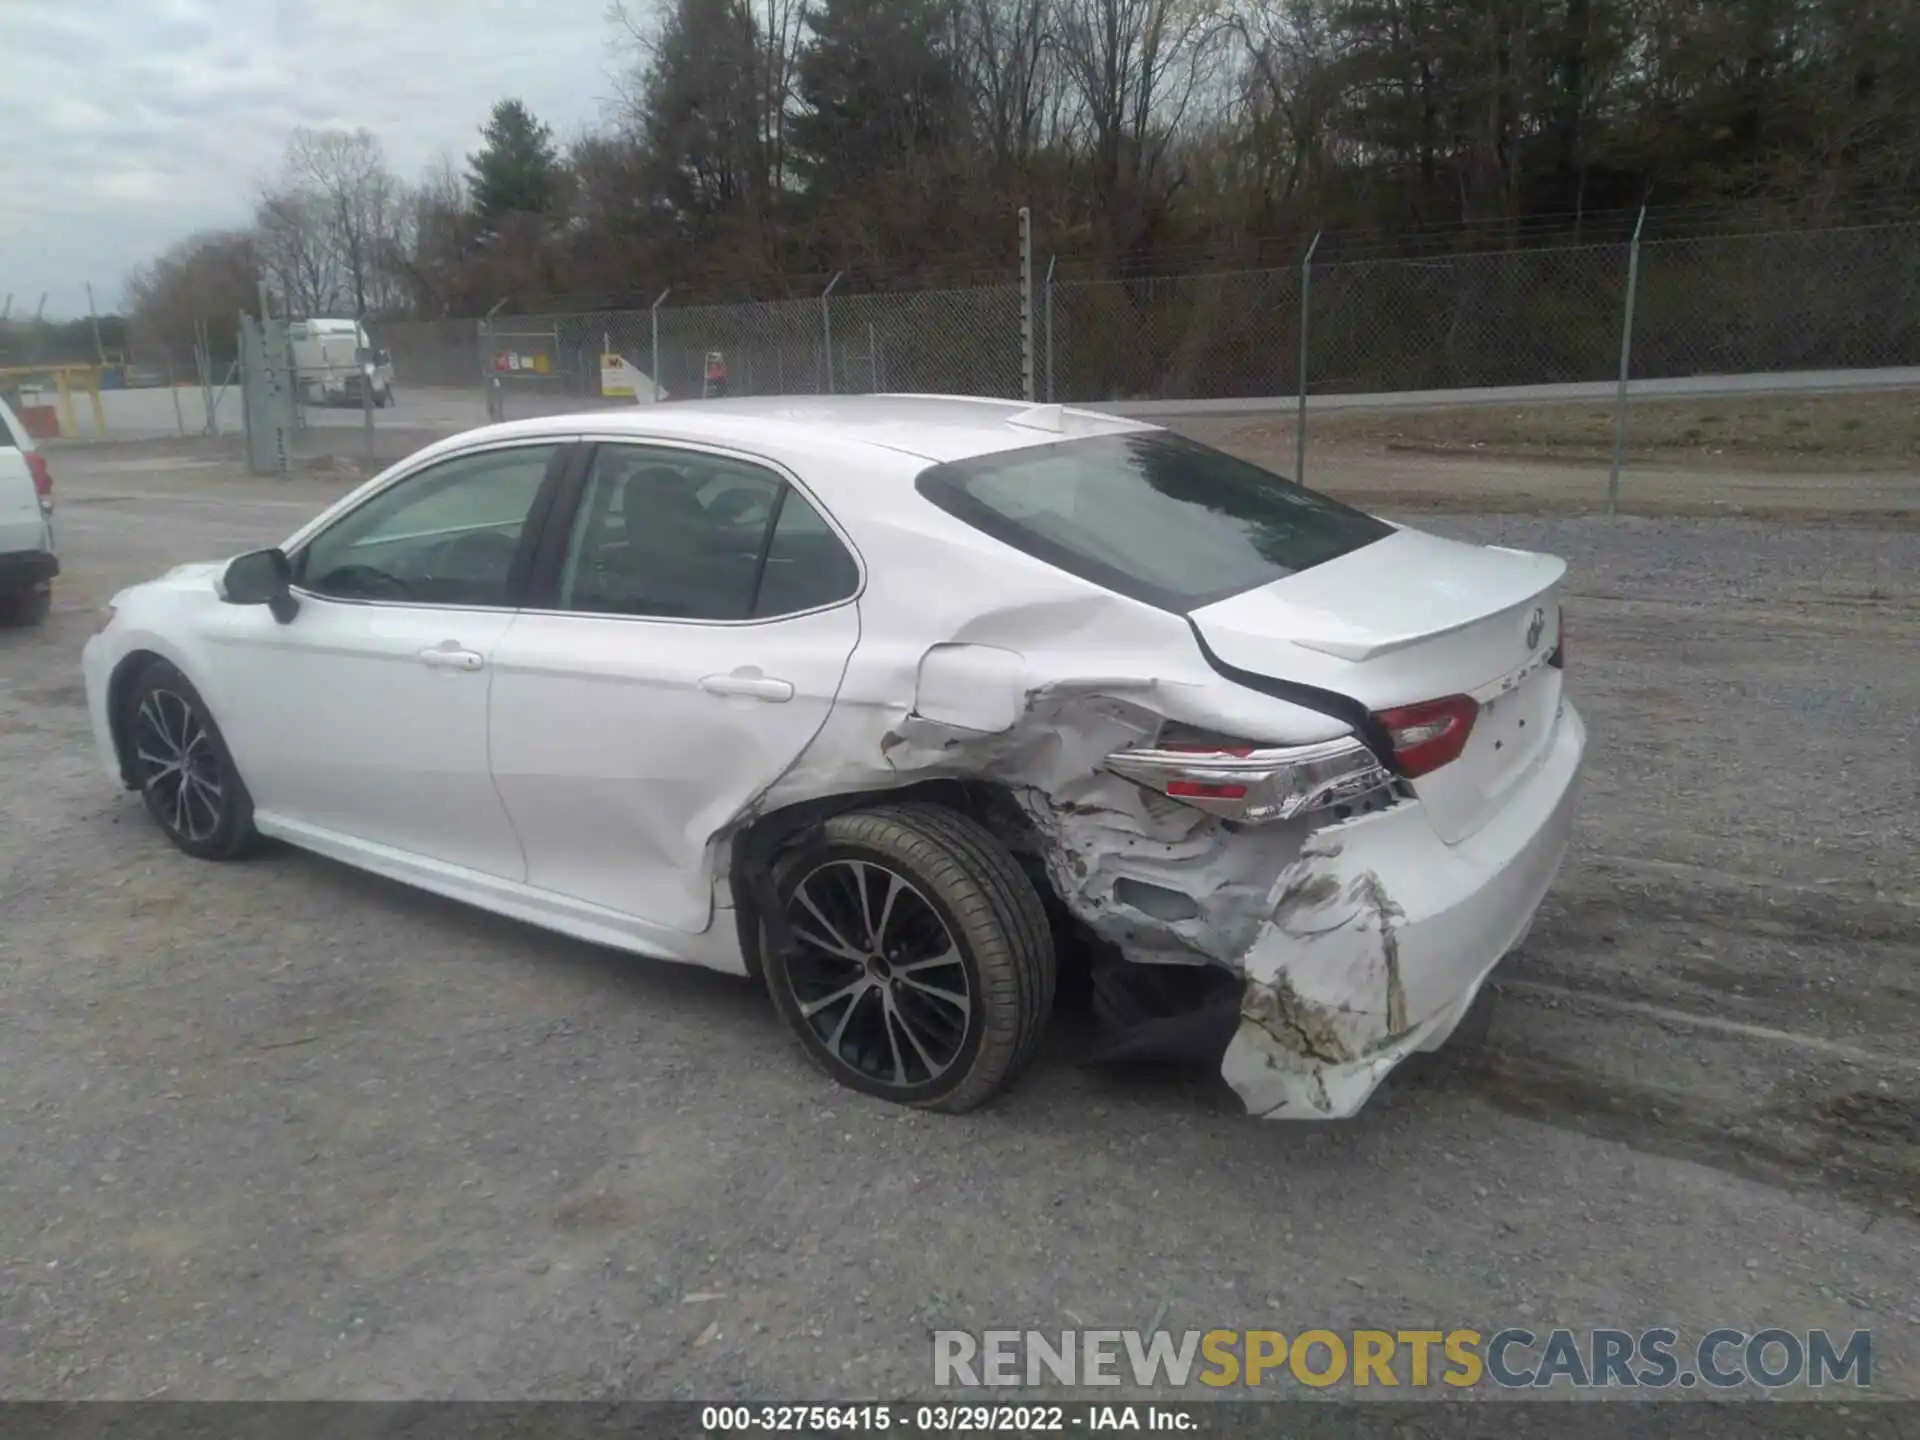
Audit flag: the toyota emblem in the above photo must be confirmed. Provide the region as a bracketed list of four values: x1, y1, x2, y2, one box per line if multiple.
[1525, 606, 1547, 651]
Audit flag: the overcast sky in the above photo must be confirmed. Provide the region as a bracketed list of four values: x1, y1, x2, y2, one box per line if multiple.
[0, 0, 624, 319]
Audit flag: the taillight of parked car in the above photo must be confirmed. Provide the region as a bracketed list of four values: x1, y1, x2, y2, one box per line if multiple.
[1105, 727, 1393, 826]
[1373, 695, 1479, 778]
[27, 452, 52, 515]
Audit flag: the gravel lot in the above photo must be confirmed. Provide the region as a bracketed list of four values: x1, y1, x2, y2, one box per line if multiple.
[1, 441, 1916, 1400]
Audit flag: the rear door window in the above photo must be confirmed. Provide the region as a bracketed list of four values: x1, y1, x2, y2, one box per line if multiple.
[916, 432, 1391, 612]
[554, 445, 860, 621]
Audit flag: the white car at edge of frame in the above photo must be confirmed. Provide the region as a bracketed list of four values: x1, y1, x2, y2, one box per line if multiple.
[0, 392, 58, 626]
[81, 395, 1585, 1120]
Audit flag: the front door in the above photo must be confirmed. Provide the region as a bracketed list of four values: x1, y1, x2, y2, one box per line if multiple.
[203, 440, 565, 879]
[487, 441, 863, 932]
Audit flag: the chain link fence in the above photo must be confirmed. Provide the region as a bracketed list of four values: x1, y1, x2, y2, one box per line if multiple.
[36, 219, 1919, 451]
[1309, 242, 1630, 393]
[1051, 268, 1306, 401]
[1634, 223, 1920, 379]
[342, 219, 1920, 499]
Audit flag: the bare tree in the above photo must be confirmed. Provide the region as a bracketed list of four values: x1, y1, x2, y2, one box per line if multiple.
[386, 157, 474, 315]
[757, 0, 807, 194]
[1227, 0, 1342, 213]
[255, 189, 340, 315]
[957, 0, 1060, 165]
[1056, 0, 1227, 233]
[284, 128, 405, 314]
[123, 230, 261, 361]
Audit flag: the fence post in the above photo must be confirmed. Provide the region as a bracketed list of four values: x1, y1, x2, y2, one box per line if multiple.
[236, 319, 252, 462]
[358, 310, 374, 459]
[1607, 205, 1648, 516]
[167, 351, 186, 436]
[650, 288, 670, 401]
[1019, 206, 1035, 402]
[821, 272, 844, 394]
[1297, 231, 1321, 487]
[483, 297, 508, 422]
[195, 319, 216, 435]
[868, 322, 879, 392]
[1044, 254, 1056, 403]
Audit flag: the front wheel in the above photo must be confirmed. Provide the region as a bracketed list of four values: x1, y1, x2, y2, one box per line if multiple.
[763, 804, 1056, 1114]
[124, 660, 258, 860]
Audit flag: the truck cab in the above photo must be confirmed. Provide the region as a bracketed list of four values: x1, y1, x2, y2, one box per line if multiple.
[289, 318, 396, 408]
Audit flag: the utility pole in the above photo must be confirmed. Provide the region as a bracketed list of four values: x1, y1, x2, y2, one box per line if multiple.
[85, 282, 106, 364]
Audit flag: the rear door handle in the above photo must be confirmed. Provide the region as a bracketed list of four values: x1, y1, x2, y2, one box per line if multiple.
[418, 646, 485, 672]
[699, 671, 794, 702]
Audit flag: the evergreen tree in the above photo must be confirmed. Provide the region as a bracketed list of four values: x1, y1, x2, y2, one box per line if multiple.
[467, 99, 563, 222]
[789, 0, 962, 196]
[639, 0, 771, 219]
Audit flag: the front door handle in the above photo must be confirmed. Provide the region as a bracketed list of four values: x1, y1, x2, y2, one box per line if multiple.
[418, 645, 484, 672]
[699, 670, 794, 702]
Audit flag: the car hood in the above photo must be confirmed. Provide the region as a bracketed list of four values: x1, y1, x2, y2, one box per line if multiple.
[111, 560, 225, 609]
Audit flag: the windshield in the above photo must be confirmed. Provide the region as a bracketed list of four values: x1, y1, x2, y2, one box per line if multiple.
[915, 432, 1392, 612]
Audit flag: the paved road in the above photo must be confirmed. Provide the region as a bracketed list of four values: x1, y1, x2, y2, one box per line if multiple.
[74, 366, 1920, 443]
[1096, 366, 1920, 419]
[0, 449, 1914, 1399]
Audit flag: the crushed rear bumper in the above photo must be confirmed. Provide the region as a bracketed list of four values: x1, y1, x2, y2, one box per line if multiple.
[1221, 698, 1585, 1118]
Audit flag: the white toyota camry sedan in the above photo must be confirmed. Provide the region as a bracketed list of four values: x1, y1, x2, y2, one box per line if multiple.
[83, 395, 1584, 1119]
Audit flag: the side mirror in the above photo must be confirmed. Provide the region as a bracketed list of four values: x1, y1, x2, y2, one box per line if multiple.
[220, 547, 300, 624]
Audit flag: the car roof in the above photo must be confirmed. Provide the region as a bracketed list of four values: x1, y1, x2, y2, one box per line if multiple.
[466, 393, 1158, 465]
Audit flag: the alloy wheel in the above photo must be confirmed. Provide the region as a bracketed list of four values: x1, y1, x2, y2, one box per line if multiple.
[133, 688, 224, 844]
[782, 859, 973, 1089]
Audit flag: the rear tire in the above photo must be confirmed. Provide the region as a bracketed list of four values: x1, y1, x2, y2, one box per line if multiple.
[763, 803, 1056, 1113]
[123, 660, 259, 860]
[0, 583, 50, 627]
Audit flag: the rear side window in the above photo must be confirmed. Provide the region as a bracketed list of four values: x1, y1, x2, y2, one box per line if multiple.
[756, 489, 862, 616]
[555, 444, 860, 621]
[916, 432, 1391, 612]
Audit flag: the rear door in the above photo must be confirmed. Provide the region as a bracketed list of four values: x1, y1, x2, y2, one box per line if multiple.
[487, 441, 863, 934]
[0, 399, 47, 556]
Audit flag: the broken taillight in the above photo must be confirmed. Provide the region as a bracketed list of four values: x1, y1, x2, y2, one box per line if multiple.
[1374, 695, 1479, 778]
[1106, 732, 1392, 825]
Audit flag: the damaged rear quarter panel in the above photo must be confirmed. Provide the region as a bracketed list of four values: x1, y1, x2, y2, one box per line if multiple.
[729, 440, 1578, 1124]
[742, 495, 1418, 1110]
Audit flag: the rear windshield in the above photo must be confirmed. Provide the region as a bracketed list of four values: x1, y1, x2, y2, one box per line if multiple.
[915, 432, 1391, 612]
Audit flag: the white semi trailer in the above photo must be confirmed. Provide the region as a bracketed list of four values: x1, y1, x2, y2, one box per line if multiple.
[288, 318, 396, 408]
